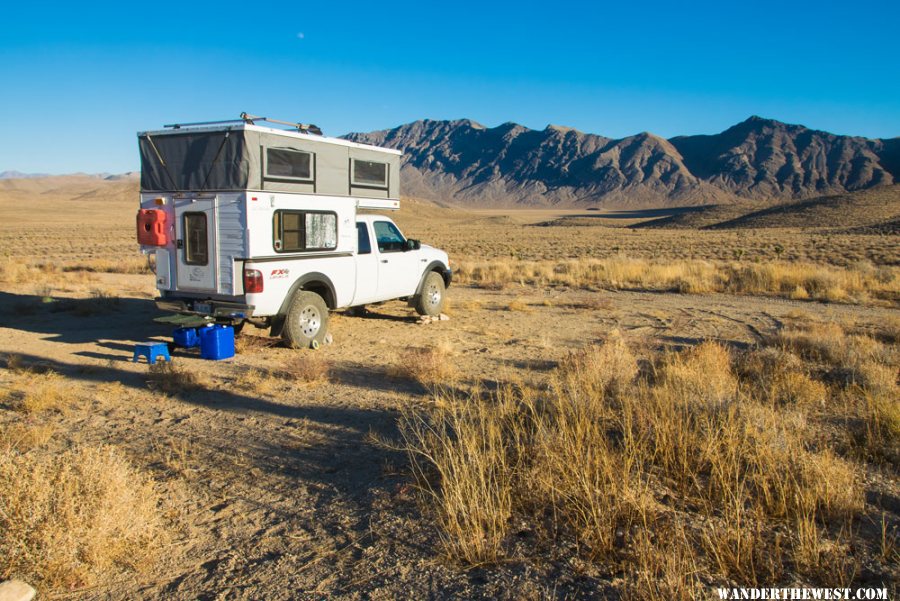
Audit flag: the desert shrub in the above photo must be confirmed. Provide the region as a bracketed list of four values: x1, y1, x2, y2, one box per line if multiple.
[0, 445, 166, 590]
[234, 334, 280, 354]
[0, 423, 55, 452]
[552, 332, 638, 401]
[658, 341, 737, 408]
[396, 335, 869, 589]
[739, 347, 827, 407]
[398, 386, 523, 563]
[392, 342, 458, 388]
[281, 354, 330, 385]
[2, 371, 67, 414]
[146, 361, 206, 395]
[505, 298, 533, 312]
[233, 366, 281, 395]
[454, 257, 899, 305]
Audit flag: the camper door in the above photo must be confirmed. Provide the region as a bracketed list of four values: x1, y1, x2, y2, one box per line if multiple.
[174, 198, 217, 292]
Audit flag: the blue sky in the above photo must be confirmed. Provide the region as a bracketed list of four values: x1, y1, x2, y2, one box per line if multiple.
[1, 0, 898, 173]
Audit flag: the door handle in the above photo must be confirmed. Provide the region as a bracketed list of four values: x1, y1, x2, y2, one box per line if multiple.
[176, 239, 184, 249]
[380, 259, 388, 264]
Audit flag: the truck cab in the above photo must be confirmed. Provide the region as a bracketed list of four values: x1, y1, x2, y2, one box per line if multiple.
[351, 214, 449, 306]
[139, 115, 451, 349]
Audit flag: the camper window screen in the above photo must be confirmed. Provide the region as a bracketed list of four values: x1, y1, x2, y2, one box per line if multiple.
[266, 148, 313, 181]
[351, 159, 388, 188]
[273, 210, 337, 252]
[183, 212, 208, 265]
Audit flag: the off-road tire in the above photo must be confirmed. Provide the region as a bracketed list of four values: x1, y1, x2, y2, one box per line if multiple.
[414, 271, 446, 316]
[282, 291, 329, 349]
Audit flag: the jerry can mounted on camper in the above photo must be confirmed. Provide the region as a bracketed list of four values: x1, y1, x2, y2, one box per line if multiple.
[136, 113, 452, 349]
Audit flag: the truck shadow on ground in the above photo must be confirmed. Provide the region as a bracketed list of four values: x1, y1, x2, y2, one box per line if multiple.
[338, 307, 419, 323]
[0, 291, 166, 344]
[4, 351, 407, 516]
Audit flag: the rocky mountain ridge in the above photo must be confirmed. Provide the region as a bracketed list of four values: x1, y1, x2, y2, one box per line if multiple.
[345, 116, 900, 206]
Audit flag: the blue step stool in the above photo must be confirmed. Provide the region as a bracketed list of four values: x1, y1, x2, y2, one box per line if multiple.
[133, 342, 171, 364]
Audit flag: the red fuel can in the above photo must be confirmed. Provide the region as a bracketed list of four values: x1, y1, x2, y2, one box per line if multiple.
[137, 209, 168, 246]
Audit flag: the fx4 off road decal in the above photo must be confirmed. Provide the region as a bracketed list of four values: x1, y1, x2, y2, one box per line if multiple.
[270, 268, 289, 279]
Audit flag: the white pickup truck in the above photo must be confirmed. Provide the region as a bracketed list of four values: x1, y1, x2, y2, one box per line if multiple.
[137, 117, 451, 348]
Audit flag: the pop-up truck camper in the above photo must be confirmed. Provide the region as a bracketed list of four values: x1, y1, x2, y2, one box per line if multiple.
[136, 113, 451, 349]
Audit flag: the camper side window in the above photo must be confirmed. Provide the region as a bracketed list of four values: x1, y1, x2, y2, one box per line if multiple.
[183, 212, 208, 265]
[350, 159, 388, 189]
[266, 148, 314, 182]
[273, 210, 337, 253]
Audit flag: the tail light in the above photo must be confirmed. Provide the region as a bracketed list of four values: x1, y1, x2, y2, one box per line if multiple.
[243, 269, 264, 293]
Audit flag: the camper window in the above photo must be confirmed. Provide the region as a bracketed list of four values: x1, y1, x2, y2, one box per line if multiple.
[266, 148, 314, 182]
[183, 212, 209, 265]
[351, 159, 388, 189]
[273, 210, 337, 253]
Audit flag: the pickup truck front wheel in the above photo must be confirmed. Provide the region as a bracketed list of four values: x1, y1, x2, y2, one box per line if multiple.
[282, 291, 329, 349]
[414, 271, 446, 316]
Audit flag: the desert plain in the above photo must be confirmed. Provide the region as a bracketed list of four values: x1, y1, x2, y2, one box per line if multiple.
[0, 176, 897, 599]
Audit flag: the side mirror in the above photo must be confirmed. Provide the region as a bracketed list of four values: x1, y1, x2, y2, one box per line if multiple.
[405, 239, 421, 251]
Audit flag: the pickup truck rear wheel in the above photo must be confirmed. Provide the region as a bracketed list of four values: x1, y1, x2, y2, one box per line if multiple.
[282, 291, 329, 349]
[414, 271, 446, 316]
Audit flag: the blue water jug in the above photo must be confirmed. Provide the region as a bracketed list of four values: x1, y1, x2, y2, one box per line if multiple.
[199, 325, 235, 360]
[172, 327, 200, 348]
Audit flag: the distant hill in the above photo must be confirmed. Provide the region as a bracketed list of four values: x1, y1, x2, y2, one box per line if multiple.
[345, 117, 899, 208]
[635, 185, 900, 231]
[0, 170, 49, 179]
[0, 171, 137, 181]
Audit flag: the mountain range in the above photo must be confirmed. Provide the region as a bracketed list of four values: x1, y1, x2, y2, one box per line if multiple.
[345, 116, 900, 207]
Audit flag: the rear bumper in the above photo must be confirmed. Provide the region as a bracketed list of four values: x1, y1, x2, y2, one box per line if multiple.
[155, 297, 255, 319]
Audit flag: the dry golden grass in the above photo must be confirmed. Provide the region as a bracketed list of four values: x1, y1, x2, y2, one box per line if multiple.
[397, 334, 871, 588]
[398, 385, 520, 564]
[738, 348, 827, 407]
[233, 366, 282, 395]
[233, 333, 282, 354]
[505, 298, 533, 313]
[454, 256, 899, 305]
[770, 318, 899, 463]
[146, 362, 207, 395]
[0, 444, 166, 590]
[280, 354, 331, 385]
[63, 256, 151, 275]
[2, 371, 68, 414]
[0, 423, 55, 452]
[391, 341, 458, 388]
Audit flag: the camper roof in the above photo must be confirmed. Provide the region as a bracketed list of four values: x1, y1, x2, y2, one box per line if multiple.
[137, 123, 402, 156]
[137, 121, 402, 197]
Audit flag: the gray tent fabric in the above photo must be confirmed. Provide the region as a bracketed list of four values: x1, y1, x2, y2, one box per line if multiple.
[138, 125, 399, 198]
[139, 128, 251, 192]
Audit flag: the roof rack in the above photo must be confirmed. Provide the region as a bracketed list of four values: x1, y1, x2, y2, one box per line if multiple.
[163, 112, 323, 136]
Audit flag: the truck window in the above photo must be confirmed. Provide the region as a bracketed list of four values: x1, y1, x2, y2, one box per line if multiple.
[273, 210, 337, 252]
[266, 148, 314, 182]
[351, 159, 388, 189]
[373, 221, 405, 253]
[356, 223, 371, 255]
[183, 212, 208, 265]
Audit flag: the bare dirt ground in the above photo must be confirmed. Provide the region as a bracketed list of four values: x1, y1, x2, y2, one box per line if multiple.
[2, 281, 895, 599]
[0, 178, 897, 599]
